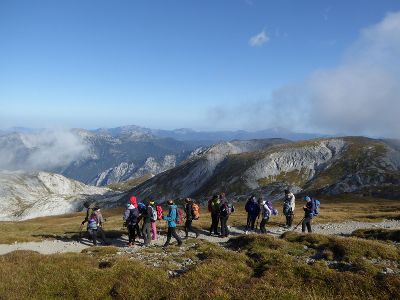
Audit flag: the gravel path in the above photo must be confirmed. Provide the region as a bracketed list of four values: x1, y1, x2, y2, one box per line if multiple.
[0, 219, 399, 256]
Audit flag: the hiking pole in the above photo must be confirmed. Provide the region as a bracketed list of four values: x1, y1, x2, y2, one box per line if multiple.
[292, 218, 305, 231]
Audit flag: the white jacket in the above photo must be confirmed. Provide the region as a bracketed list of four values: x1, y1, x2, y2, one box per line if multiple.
[285, 193, 296, 211]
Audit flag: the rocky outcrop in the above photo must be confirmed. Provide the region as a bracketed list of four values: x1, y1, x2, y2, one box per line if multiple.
[92, 155, 177, 186]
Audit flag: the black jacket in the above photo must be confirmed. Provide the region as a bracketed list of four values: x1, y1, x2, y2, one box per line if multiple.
[185, 202, 193, 221]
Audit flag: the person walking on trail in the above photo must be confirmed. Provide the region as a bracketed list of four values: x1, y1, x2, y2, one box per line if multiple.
[208, 194, 221, 236]
[184, 198, 200, 239]
[163, 199, 183, 247]
[149, 200, 158, 240]
[283, 189, 296, 228]
[142, 201, 153, 246]
[245, 194, 260, 233]
[82, 206, 108, 246]
[123, 202, 139, 247]
[302, 196, 315, 233]
[219, 193, 234, 238]
[260, 200, 272, 234]
[129, 195, 143, 239]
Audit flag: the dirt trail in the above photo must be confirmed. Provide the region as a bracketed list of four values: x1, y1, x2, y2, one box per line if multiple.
[0, 219, 399, 256]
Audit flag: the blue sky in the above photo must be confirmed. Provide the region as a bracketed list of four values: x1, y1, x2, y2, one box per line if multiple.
[1, 0, 400, 134]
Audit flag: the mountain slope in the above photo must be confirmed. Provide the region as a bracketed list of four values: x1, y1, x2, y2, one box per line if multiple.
[130, 137, 400, 201]
[0, 171, 122, 221]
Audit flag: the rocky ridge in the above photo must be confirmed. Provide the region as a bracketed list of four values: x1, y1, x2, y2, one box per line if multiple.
[130, 137, 400, 201]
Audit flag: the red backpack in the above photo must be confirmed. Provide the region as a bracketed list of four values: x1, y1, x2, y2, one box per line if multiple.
[156, 205, 163, 220]
[176, 208, 183, 225]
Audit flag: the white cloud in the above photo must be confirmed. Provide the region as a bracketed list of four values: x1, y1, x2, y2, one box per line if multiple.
[209, 11, 400, 138]
[306, 11, 400, 137]
[249, 30, 269, 47]
[0, 130, 89, 171]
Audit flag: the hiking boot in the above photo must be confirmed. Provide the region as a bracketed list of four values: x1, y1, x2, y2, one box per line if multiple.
[195, 233, 199, 238]
[177, 242, 183, 247]
[128, 242, 133, 247]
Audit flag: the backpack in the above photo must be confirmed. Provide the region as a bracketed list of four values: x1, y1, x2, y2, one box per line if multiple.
[211, 200, 220, 214]
[191, 203, 200, 220]
[313, 199, 321, 216]
[267, 201, 278, 216]
[156, 205, 163, 220]
[127, 208, 138, 224]
[220, 202, 233, 217]
[283, 201, 292, 216]
[175, 207, 183, 225]
[150, 206, 157, 221]
[88, 213, 98, 230]
[138, 202, 146, 214]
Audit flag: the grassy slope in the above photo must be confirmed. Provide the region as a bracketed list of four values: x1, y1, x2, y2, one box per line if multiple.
[0, 233, 399, 299]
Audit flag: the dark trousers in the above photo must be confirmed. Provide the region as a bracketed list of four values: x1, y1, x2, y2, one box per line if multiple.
[136, 221, 143, 238]
[220, 216, 229, 237]
[246, 214, 257, 230]
[164, 227, 182, 246]
[143, 222, 152, 245]
[302, 217, 312, 233]
[286, 214, 294, 227]
[88, 229, 97, 245]
[184, 219, 199, 237]
[210, 213, 220, 235]
[127, 224, 137, 244]
[260, 218, 269, 233]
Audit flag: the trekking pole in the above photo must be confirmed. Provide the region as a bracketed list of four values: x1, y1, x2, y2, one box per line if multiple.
[292, 218, 305, 231]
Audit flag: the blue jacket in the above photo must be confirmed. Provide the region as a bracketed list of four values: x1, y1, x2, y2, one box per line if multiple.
[245, 198, 260, 218]
[304, 200, 316, 218]
[163, 204, 178, 228]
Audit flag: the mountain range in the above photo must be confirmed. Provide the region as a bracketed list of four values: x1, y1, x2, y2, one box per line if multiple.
[0, 125, 321, 187]
[130, 137, 400, 202]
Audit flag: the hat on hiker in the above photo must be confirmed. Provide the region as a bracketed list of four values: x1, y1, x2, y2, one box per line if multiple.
[284, 189, 290, 194]
[304, 196, 311, 201]
[167, 199, 174, 205]
[130, 195, 137, 206]
[93, 206, 100, 211]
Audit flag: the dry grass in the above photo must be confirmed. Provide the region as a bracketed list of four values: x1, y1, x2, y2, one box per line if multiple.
[0, 234, 399, 299]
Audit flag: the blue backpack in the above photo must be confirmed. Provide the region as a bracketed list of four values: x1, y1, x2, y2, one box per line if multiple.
[312, 199, 321, 216]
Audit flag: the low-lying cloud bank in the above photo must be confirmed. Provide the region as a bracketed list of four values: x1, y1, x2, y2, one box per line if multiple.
[0, 130, 89, 171]
[209, 11, 400, 138]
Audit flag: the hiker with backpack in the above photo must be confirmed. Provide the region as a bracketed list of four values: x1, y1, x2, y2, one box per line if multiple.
[163, 199, 183, 247]
[124, 199, 139, 247]
[219, 193, 234, 238]
[208, 194, 221, 236]
[302, 196, 315, 233]
[260, 200, 272, 234]
[245, 194, 260, 233]
[141, 201, 155, 246]
[129, 195, 143, 239]
[81, 206, 108, 246]
[283, 189, 296, 228]
[149, 200, 158, 240]
[137, 201, 147, 239]
[184, 198, 200, 239]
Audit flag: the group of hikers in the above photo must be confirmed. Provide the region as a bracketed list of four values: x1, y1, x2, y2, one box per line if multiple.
[81, 189, 320, 247]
